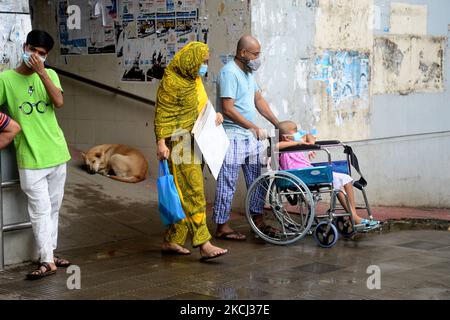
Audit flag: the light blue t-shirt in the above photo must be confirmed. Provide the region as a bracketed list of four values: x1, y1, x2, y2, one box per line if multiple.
[217, 60, 260, 139]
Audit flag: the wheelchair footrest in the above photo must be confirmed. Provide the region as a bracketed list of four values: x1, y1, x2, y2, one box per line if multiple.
[354, 221, 382, 232]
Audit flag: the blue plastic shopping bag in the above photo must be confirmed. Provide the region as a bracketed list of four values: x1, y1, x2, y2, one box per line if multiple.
[157, 160, 186, 226]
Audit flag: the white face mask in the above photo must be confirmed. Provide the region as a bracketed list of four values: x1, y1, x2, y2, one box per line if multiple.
[247, 58, 261, 71]
[22, 50, 46, 68]
[22, 51, 32, 68]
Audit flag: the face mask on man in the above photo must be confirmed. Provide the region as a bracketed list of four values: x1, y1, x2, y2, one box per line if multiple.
[247, 58, 261, 72]
[22, 50, 46, 68]
[198, 64, 208, 77]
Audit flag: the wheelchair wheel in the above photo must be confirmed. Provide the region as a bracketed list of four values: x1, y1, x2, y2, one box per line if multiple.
[334, 216, 356, 239]
[313, 221, 338, 248]
[245, 171, 315, 245]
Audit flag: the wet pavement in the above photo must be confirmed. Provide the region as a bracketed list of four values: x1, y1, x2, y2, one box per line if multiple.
[1, 152, 449, 300]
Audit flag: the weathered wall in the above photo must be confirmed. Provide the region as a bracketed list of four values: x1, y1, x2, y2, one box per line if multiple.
[251, 0, 316, 131]
[251, 0, 450, 208]
[0, 0, 32, 72]
[349, 132, 450, 208]
[30, 0, 250, 186]
[29, 0, 450, 209]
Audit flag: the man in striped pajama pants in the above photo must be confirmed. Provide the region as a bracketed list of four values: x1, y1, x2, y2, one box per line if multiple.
[213, 35, 279, 241]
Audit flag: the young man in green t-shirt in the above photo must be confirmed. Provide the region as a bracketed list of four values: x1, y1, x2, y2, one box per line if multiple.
[0, 30, 72, 280]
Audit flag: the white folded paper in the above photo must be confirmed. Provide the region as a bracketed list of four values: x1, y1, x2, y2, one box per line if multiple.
[192, 101, 230, 180]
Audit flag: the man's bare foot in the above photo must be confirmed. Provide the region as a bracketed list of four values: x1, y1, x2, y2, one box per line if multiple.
[199, 241, 228, 261]
[161, 242, 191, 255]
[216, 223, 246, 240]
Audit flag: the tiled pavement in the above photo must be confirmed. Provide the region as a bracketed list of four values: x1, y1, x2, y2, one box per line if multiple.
[0, 158, 449, 300]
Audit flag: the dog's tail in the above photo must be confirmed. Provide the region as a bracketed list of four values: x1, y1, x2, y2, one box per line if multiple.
[108, 175, 144, 183]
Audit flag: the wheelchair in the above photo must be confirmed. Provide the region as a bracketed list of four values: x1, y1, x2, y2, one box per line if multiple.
[245, 138, 380, 248]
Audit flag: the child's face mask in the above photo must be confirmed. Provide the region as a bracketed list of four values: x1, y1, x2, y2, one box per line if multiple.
[292, 131, 303, 142]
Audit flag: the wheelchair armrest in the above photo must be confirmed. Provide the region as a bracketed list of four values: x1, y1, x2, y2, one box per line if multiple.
[315, 140, 342, 146]
[281, 144, 321, 152]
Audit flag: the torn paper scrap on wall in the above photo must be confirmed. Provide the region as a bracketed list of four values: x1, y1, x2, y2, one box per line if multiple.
[390, 3, 427, 35]
[312, 78, 370, 142]
[0, 13, 32, 72]
[0, 0, 29, 12]
[115, 0, 201, 82]
[373, 36, 445, 95]
[311, 50, 371, 142]
[57, 0, 117, 56]
[313, 50, 370, 110]
[315, 0, 373, 51]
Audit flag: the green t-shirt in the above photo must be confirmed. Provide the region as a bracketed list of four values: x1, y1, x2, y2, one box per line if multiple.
[0, 69, 71, 169]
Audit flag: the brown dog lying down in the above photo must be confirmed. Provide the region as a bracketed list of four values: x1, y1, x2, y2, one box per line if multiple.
[81, 144, 148, 183]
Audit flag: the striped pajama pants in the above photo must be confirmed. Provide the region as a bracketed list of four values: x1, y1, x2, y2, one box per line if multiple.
[213, 137, 266, 224]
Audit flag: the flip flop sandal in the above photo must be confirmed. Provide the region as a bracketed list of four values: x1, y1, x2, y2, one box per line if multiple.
[54, 256, 71, 268]
[26, 262, 56, 280]
[215, 231, 247, 241]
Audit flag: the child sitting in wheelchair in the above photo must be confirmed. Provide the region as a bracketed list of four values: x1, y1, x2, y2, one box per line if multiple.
[276, 120, 380, 229]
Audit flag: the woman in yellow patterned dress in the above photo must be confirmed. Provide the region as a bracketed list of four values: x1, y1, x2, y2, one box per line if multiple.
[154, 41, 228, 260]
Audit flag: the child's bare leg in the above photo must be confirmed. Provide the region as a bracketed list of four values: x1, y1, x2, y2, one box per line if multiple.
[337, 184, 362, 224]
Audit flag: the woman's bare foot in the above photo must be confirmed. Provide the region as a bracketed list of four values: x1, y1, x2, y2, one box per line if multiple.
[199, 241, 228, 261]
[161, 242, 191, 255]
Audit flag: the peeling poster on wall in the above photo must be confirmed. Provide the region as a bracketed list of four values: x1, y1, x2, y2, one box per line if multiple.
[0, 13, 32, 72]
[116, 0, 200, 83]
[0, 0, 29, 12]
[372, 36, 445, 95]
[57, 0, 117, 55]
[313, 50, 370, 109]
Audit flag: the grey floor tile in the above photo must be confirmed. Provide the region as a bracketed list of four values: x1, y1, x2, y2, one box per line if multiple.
[291, 262, 345, 274]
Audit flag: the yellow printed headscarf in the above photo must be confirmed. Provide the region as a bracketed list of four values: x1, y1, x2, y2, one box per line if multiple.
[154, 41, 209, 141]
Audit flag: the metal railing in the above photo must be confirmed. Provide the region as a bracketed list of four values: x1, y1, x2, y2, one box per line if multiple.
[0, 179, 32, 270]
[49, 66, 156, 106]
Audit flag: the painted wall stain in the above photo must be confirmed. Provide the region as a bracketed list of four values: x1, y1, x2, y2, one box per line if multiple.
[373, 36, 445, 95]
[377, 38, 404, 76]
[218, 2, 225, 16]
[417, 62, 442, 87]
[315, 0, 373, 51]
